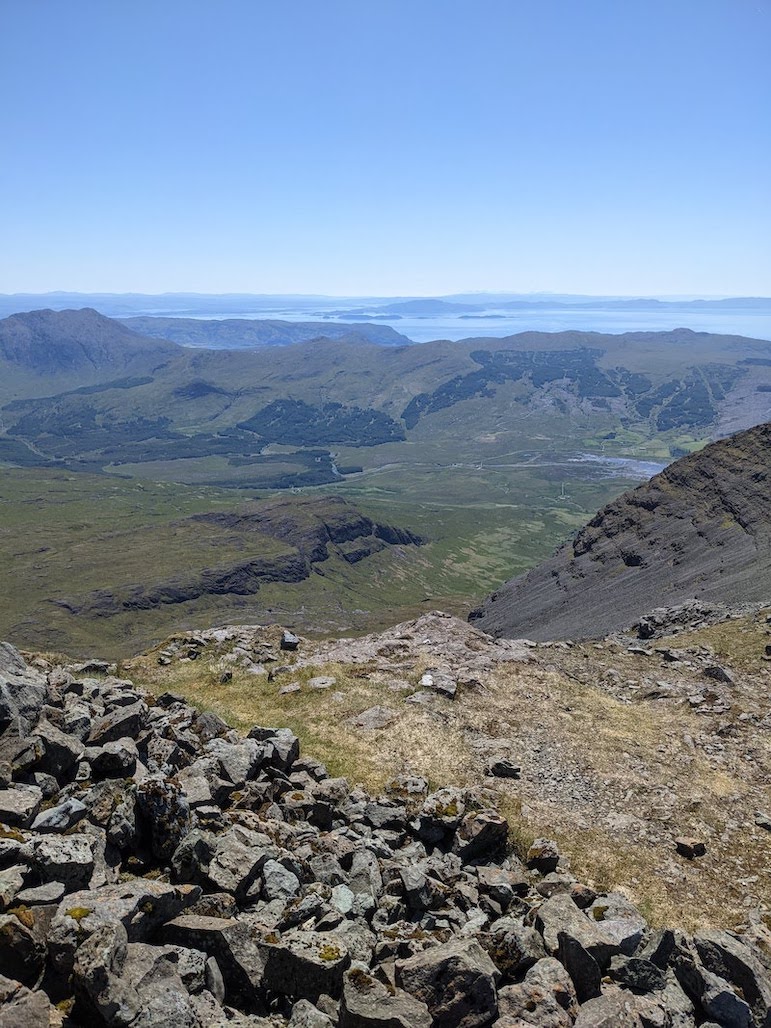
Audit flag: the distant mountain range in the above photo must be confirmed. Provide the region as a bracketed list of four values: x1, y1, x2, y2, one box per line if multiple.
[0, 291, 769, 322]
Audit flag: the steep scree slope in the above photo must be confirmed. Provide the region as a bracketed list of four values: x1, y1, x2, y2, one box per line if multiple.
[471, 421, 771, 640]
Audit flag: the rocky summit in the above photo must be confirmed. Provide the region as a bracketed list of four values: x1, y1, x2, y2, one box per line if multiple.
[471, 422, 771, 642]
[0, 632, 769, 1026]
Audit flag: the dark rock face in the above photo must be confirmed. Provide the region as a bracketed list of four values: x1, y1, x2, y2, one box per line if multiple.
[0, 643, 766, 1025]
[58, 496, 423, 618]
[471, 422, 771, 641]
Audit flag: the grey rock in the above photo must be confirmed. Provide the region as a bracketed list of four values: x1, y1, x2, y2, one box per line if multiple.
[588, 892, 647, 956]
[281, 631, 300, 652]
[352, 706, 396, 730]
[609, 954, 667, 992]
[72, 920, 141, 1026]
[262, 859, 301, 902]
[397, 937, 500, 1028]
[262, 930, 351, 1002]
[136, 775, 191, 861]
[417, 787, 465, 844]
[527, 838, 561, 874]
[0, 975, 52, 1026]
[557, 931, 602, 1002]
[694, 930, 771, 1028]
[206, 825, 271, 900]
[485, 758, 521, 779]
[418, 670, 457, 698]
[482, 917, 547, 977]
[0, 642, 47, 734]
[88, 701, 147, 745]
[674, 837, 706, 859]
[32, 833, 96, 891]
[536, 893, 620, 968]
[290, 998, 335, 1027]
[0, 864, 26, 908]
[161, 914, 269, 1008]
[0, 785, 41, 826]
[453, 810, 508, 862]
[31, 718, 84, 779]
[31, 796, 87, 833]
[15, 880, 66, 906]
[88, 738, 139, 778]
[49, 879, 197, 974]
[497, 957, 577, 1028]
[0, 913, 46, 986]
[340, 966, 432, 1027]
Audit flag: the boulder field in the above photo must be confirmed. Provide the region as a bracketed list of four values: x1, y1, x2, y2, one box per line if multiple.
[0, 639, 768, 1026]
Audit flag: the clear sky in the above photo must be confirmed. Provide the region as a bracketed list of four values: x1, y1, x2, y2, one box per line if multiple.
[1, 0, 769, 296]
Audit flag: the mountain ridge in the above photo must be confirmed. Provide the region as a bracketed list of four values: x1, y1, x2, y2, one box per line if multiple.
[470, 421, 771, 640]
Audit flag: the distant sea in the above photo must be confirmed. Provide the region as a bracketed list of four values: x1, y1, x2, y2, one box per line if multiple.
[2, 293, 770, 343]
[151, 305, 771, 343]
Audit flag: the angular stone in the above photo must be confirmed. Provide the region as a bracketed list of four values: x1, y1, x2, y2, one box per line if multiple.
[33, 833, 96, 892]
[397, 937, 500, 1028]
[452, 810, 508, 862]
[289, 1001, 334, 1027]
[31, 796, 87, 833]
[88, 701, 146, 745]
[535, 894, 620, 968]
[340, 966, 431, 1027]
[0, 913, 47, 985]
[281, 631, 300, 652]
[262, 930, 351, 1002]
[527, 838, 561, 874]
[497, 957, 578, 1028]
[352, 706, 396, 730]
[31, 718, 84, 779]
[72, 920, 140, 1026]
[417, 787, 465, 844]
[15, 880, 66, 906]
[0, 864, 25, 908]
[588, 892, 647, 956]
[205, 738, 267, 786]
[262, 859, 301, 902]
[609, 954, 667, 993]
[418, 670, 457, 698]
[88, 739, 139, 779]
[694, 930, 771, 1028]
[674, 837, 706, 859]
[0, 642, 47, 733]
[0, 786, 41, 826]
[481, 917, 547, 977]
[161, 914, 269, 1008]
[485, 758, 521, 779]
[135, 775, 191, 862]
[206, 826, 272, 900]
[0, 974, 53, 1027]
[49, 880, 198, 974]
[557, 931, 602, 1002]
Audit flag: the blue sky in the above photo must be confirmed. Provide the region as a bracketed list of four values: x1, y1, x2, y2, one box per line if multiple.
[1, 0, 769, 296]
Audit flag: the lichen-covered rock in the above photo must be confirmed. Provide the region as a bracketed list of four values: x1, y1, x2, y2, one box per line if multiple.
[340, 966, 431, 1027]
[397, 937, 500, 1028]
[136, 775, 191, 861]
[0, 913, 46, 986]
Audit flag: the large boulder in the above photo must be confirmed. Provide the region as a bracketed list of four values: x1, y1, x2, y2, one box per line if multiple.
[396, 938, 500, 1028]
[340, 966, 431, 1027]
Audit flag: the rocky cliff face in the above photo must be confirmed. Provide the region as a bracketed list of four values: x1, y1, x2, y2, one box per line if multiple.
[471, 422, 771, 641]
[0, 632, 769, 1026]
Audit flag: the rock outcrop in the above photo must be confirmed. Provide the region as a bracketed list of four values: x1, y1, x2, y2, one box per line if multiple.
[471, 422, 771, 640]
[0, 638, 767, 1025]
